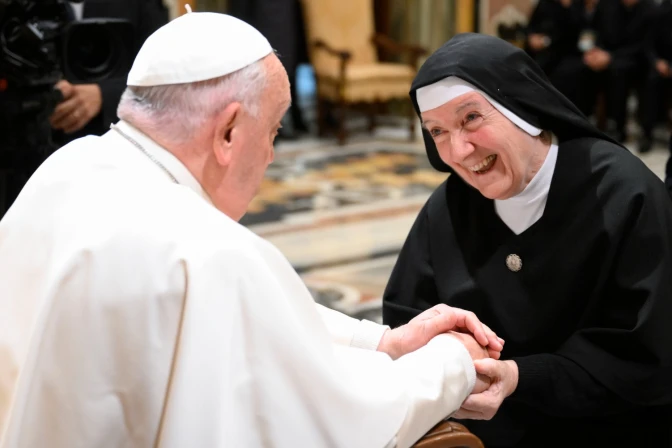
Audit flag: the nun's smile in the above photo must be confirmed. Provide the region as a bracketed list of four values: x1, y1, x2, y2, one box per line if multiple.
[469, 154, 497, 174]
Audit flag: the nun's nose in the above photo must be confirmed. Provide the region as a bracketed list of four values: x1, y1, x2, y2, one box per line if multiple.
[448, 132, 475, 162]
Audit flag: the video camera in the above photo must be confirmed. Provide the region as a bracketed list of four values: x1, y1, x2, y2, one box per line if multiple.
[0, 0, 134, 215]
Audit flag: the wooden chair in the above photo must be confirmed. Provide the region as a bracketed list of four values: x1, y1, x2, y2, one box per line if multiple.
[299, 0, 427, 145]
[413, 421, 485, 448]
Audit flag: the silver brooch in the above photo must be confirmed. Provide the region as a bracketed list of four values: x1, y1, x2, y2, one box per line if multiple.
[506, 254, 522, 272]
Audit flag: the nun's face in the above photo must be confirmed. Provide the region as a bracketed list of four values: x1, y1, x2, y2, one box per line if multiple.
[421, 92, 548, 200]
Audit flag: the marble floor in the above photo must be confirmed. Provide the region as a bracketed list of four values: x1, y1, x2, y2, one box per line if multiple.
[245, 123, 671, 321]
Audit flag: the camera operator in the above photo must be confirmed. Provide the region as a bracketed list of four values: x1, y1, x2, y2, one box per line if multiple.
[51, 0, 168, 146]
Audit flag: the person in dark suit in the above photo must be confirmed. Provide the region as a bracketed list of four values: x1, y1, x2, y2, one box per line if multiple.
[638, 0, 672, 153]
[524, 0, 590, 116]
[228, 0, 309, 139]
[524, 0, 581, 75]
[50, 0, 169, 146]
[583, 0, 655, 142]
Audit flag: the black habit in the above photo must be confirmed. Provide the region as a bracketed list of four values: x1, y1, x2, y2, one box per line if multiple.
[382, 33, 672, 447]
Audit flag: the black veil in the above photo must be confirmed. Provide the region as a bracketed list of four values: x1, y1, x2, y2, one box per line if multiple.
[410, 33, 621, 172]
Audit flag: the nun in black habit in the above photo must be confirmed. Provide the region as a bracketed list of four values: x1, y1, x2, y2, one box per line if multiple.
[382, 33, 672, 448]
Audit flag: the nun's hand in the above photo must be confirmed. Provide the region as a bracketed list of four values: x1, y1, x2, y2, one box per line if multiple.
[452, 359, 519, 420]
[378, 304, 504, 360]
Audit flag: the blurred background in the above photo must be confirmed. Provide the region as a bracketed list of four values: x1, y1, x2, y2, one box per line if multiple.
[2, 0, 670, 321]
[188, 0, 670, 322]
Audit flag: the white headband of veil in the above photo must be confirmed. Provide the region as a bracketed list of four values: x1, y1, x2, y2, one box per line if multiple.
[416, 76, 542, 136]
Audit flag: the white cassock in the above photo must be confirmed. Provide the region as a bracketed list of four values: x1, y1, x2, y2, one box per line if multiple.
[0, 121, 476, 448]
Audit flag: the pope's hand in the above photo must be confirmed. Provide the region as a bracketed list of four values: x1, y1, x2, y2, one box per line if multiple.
[445, 331, 491, 394]
[377, 304, 504, 360]
[452, 359, 519, 420]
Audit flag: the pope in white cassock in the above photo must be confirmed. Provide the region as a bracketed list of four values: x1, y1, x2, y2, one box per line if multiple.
[0, 11, 504, 448]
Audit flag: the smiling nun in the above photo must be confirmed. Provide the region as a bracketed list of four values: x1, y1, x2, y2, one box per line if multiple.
[382, 33, 672, 448]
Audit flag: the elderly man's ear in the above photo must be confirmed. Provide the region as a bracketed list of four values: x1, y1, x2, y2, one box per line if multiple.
[212, 102, 243, 166]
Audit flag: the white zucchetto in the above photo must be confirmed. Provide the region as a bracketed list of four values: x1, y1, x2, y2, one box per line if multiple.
[127, 11, 273, 87]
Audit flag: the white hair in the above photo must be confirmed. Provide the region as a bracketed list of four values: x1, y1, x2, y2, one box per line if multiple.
[117, 60, 267, 144]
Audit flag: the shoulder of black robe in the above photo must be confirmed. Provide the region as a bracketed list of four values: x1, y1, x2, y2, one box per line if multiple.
[409, 32, 621, 173]
[530, 138, 672, 408]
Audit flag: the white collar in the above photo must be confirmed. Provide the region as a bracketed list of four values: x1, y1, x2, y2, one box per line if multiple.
[501, 144, 558, 205]
[113, 120, 214, 206]
[494, 144, 558, 235]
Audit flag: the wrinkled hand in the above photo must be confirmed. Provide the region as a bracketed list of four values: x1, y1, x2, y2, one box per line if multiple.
[377, 304, 504, 360]
[453, 359, 519, 420]
[50, 80, 102, 134]
[656, 59, 670, 78]
[445, 331, 491, 394]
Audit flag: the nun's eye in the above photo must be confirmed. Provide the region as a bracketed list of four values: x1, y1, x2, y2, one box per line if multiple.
[429, 128, 443, 137]
[464, 113, 480, 123]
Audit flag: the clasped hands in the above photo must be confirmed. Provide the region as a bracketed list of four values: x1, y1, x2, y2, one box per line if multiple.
[377, 304, 518, 421]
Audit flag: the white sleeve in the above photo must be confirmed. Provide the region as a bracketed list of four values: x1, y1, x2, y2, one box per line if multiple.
[315, 303, 389, 351]
[158, 245, 475, 448]
[390, 334, 476, 448]
[328, 333, 476, 448]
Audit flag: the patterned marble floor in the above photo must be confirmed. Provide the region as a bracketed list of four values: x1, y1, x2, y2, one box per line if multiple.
[246, 124, 671, 322]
